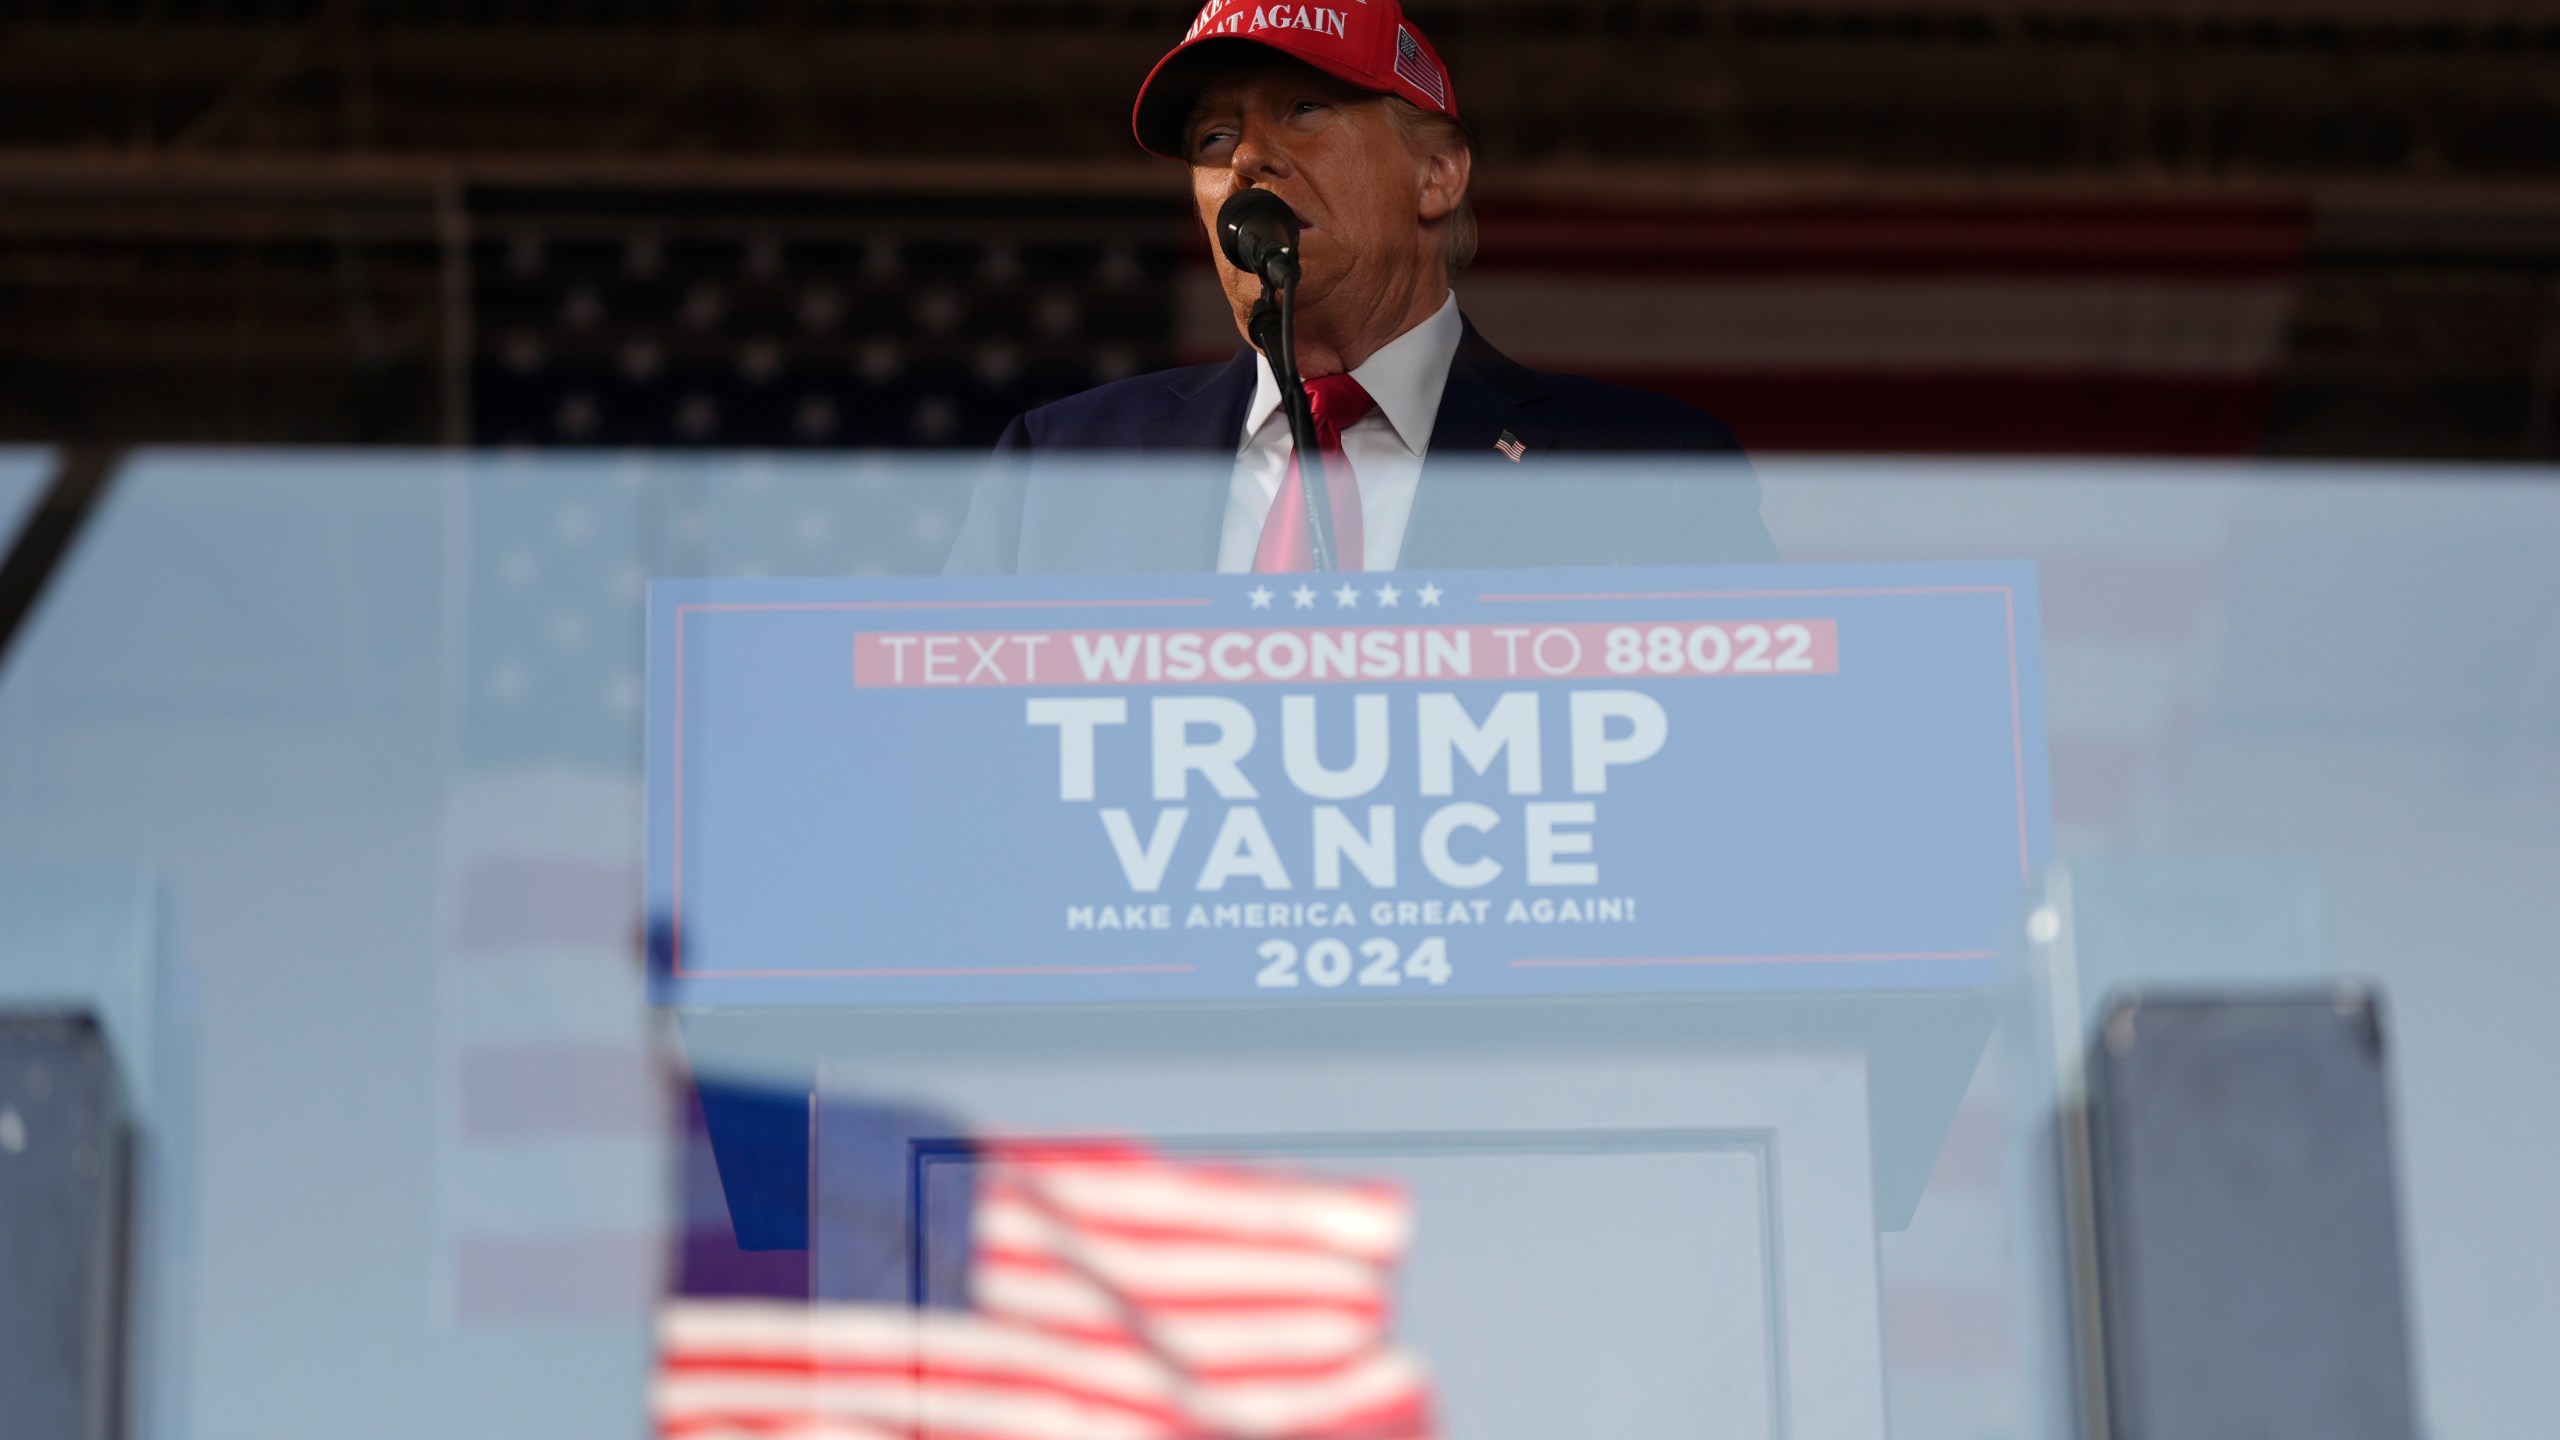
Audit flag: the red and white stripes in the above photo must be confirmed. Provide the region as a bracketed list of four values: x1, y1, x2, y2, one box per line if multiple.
[656, 1145, 1437, 1440]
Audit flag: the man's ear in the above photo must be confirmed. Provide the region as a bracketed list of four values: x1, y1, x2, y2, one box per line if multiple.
[1418, 143, 1472, 224]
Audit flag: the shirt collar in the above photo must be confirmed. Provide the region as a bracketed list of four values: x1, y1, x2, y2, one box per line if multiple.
[1242, 291, 1463, 457]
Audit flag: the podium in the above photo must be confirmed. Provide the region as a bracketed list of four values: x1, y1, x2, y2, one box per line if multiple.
[651, 560, 2048, 1439]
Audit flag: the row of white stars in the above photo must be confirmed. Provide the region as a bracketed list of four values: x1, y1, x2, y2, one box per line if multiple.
[1246, 582, 1444, 611]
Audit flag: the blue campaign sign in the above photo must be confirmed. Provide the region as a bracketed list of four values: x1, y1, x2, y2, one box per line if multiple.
[645, 563, 2050, 1007]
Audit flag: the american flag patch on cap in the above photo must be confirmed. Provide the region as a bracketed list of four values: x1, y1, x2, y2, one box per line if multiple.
[1395, 26, 1449, 108]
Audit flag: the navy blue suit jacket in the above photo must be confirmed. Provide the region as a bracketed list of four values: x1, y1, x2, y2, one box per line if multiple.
[945, 317, 1775, 573]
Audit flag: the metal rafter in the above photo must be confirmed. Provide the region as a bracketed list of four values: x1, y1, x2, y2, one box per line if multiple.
[3, 2, 2558, 179]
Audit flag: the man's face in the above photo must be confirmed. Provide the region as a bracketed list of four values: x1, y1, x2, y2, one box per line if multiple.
[1183, 59, 1451, 341]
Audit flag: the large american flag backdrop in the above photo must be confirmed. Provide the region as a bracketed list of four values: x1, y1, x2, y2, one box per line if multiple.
[469, 187, 2306, 456]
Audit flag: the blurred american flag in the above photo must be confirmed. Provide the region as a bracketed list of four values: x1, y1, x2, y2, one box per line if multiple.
[655, 1143, 1439, 1440]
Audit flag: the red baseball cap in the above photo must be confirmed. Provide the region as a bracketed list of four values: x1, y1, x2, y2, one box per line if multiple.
[1132, 0, 1460, 160]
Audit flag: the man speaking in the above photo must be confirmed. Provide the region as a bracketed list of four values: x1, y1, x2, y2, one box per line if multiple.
[945, 0, 1775, 575]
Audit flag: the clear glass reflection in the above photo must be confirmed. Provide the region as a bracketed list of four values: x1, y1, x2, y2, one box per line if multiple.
[0, 453, 2552, 1440]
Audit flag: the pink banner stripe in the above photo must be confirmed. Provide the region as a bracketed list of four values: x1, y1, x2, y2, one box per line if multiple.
[677, 963, 1197, 981]
[1511, 950, 1997, 969]
[1776, 549, 2224, 647]
[454, 1233, 663, 1320]
[853, 620, 1839, 689]
[453, 857, 639, 956]
[678, 597, 1214, 614]
[459, 1042, 663, 1140]
[1923, 1101, 2007, 1191]
[1882, 1285, 2016, 1371]
[1475, 585, 2004, 601]
[2049, 734, 2152, 830]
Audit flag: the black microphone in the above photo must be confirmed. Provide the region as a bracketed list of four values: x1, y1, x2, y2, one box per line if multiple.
[1217, 190, 1302, 288]
[1225, 194, 1333, 567]
[1247, 297, 1281, 356]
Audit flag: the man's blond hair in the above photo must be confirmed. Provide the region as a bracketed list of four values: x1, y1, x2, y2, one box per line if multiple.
[1382, 98, 1478, 281]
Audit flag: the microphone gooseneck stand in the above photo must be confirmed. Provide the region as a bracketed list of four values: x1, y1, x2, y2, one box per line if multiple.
[1245, 265, 1340, 572]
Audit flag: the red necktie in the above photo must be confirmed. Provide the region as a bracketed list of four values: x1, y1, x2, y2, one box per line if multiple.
[1253, 373, 1374, 573]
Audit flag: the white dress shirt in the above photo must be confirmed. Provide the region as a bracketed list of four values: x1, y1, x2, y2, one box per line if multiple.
[1215, 292, 1463, 573]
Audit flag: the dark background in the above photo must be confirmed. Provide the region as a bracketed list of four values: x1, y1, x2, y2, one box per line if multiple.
[3, 0, 2556, 456]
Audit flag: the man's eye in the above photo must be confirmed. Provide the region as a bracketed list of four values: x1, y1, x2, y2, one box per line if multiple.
[1194, 129, 1235, 155]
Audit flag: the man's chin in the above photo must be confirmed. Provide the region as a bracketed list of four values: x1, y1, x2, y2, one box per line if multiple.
[1284, 275, 1354, 327]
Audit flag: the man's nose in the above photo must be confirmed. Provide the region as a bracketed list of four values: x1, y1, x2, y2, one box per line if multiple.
[1229, 120, 1292, 182]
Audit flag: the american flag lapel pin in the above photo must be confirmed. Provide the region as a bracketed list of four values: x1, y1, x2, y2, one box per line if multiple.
[1494, 430, 1527, 462]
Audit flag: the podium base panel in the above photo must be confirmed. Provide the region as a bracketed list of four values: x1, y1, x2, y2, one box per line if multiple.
[813, 1045, 1890, 1440]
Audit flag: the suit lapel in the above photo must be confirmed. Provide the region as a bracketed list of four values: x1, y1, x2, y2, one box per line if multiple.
[1141, 348, 1258, 451]
[1400, 318, 1549, 569]
[1119, 348, 1256, 571]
